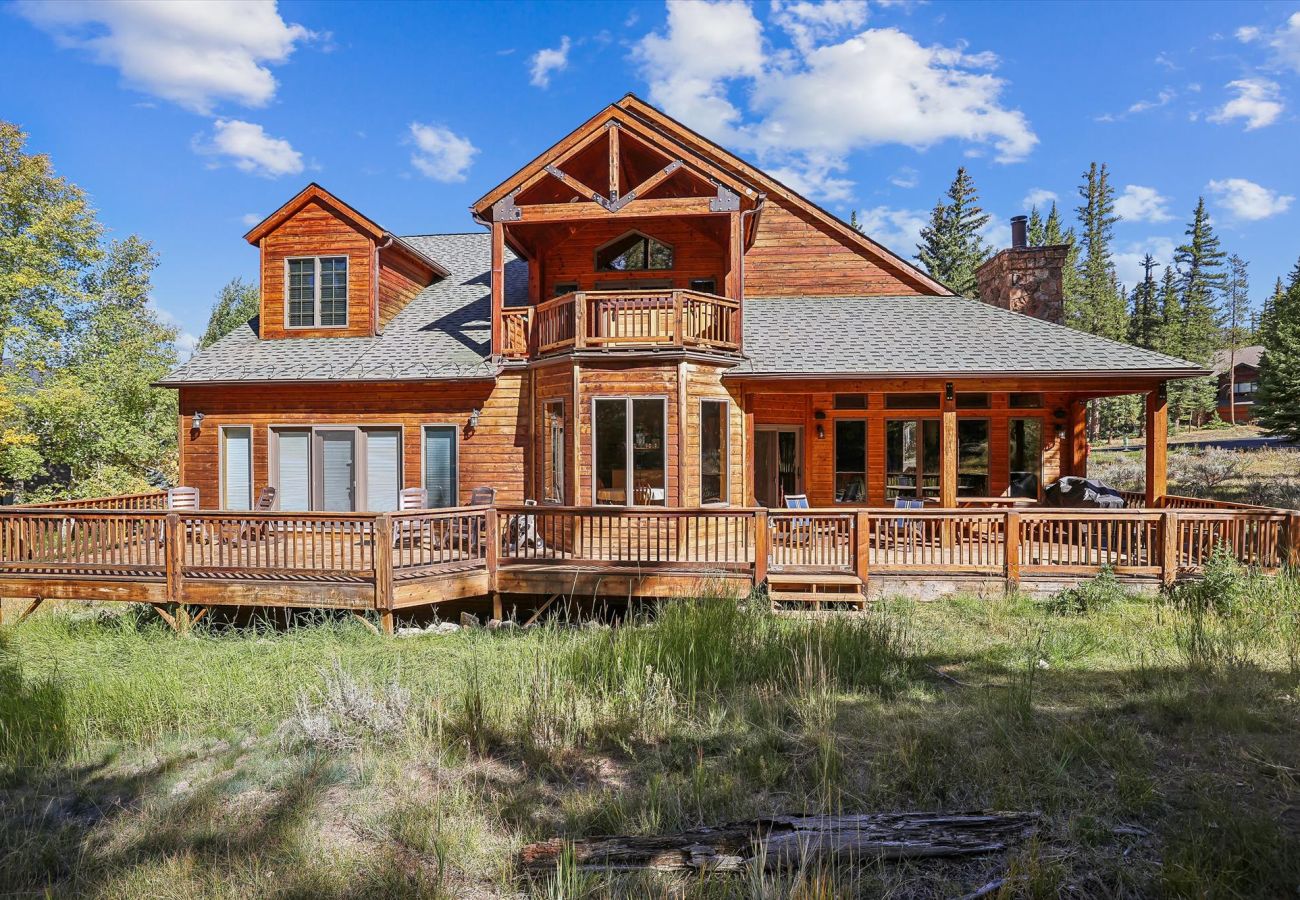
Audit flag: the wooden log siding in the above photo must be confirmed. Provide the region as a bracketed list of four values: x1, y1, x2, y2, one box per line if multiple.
[178, 377, 529, 509]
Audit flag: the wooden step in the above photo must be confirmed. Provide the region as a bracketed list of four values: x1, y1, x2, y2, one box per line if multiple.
[770, 591, 865, 604]
[768, 573, 861, 587]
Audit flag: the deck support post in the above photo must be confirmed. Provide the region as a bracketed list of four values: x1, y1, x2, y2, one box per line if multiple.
[940, 384, 957, 548]
[164, 512, 183, 606]
[1288, 513, 1300, 569]
[1004, 511, 1021, 592]
[485, 507, 500, 592]
[854, 510, 870, 587]
[1160, 510, 1178, 586]
[373, 514, 394, 633]
[753, 509, 769, 588]
[492, 591, 503, 622]
[1145, 384, 1168, 507]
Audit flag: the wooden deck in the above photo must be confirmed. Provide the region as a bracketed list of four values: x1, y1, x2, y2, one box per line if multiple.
[1, 495, 1296, 631]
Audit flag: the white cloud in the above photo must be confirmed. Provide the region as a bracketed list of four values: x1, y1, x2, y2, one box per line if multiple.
[1023, 188, 1057, 210]
[1128, 88, 1175, 114]
[1237, 12, 1300, 72]
[771, 0, 868, 54]
[852, 205, 928, 254]
[408, 123, 478, 182]
[1114, 184, 1173, 223]
[1114, 237, 1176, 290]
[890, 166, 919, 189]
[241, 212, 263, 227]
[530, 36, 571, 88]
[153, 304, 200, 358]
[197, 120, 303, 177]
[633, 3, 1036, 201]
[15, 0, 312, 114]
[1206, 177, 1294, 221]
[1208, 78, 1284, 130]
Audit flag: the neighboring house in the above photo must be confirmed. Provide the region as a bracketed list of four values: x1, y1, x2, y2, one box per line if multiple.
[1210, 345, 1263, 424]
[160, 94, 1204, 516]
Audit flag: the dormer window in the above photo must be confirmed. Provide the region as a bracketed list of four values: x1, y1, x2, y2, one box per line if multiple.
[287, 256, 348, 328]
[595, 231, 674, 272]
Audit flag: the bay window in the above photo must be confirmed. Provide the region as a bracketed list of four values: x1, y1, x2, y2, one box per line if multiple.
[542, 400, 565, 503]
[594, 397, 666, 505]
[700, 399, 728, 505]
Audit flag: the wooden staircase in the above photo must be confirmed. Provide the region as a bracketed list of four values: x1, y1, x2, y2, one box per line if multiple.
[766, 573, 866, 610]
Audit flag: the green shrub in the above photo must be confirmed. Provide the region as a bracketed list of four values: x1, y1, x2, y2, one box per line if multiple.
[1045, 566, 1131, 616]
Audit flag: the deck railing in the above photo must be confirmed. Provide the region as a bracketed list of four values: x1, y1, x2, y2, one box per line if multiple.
[11, 490, 168, 511]
[1, 500, 1297, 624]
[505, 289, 741, 357]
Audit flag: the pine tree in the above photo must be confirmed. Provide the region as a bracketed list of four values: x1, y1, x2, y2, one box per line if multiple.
[1221, 254, 1251, 423]
[1255, 258, 1300, 439]
[199, 277, 260, 349]
[1172, 197, 1227, 420]
[1072, 163, 1126, 340]
[1128, 254, 1160, 350]
[1026, 206, 1045, 246]
[1155, 266, 1196, 426]
[1042, 202, 1082, 312]
[915, 167, 992, 297]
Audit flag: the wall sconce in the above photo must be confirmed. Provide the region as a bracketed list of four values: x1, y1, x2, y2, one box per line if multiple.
[190, 411, 205, 432]
[814, 409, 826, 440]
[816, 424, 825, 440]
[468, 408, 481, 430]
[1054, 423, 1066, 440]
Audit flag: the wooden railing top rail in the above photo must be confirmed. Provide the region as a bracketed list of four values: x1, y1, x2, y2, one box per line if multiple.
[9, 490, 168, 510]
[1158, 494, 1276, 511]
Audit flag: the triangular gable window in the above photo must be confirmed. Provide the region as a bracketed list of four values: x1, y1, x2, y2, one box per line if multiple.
[595, 231, 674, 272]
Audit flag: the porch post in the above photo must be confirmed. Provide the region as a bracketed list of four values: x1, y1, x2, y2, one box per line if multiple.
[490, 221, 504, 357]
[743, 392, 756, 506]
[1067, 399, 1088, 477]
[940, 382, 957, 508]
[1145, 383, 1168, 506]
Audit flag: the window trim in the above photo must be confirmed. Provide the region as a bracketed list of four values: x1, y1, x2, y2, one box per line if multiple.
[266, 423, 405, 511]
[284, 255, 350, 330]
[219, 424, 254, 511]
[699, 398, 730, 507]
[590, 395, 670, 507]
[420, 423, 461, 509]
[593, 230, 675, 273]
[542, 400, 566, 504]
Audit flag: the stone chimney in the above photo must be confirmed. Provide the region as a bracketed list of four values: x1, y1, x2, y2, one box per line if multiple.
[975, 215, 1070, 324]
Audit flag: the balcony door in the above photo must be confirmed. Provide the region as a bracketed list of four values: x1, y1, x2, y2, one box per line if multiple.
[754, 426, 802, 508]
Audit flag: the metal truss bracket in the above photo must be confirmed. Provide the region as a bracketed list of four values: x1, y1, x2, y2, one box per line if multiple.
[709, 183, 741, 213]
[492, 190, 522, 222]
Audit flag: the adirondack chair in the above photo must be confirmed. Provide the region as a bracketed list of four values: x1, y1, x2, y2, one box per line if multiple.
[886, 497, 926, 548]
[221, 486, 278, 545]
[776, 493, 813, 549]
[391, 487, 429, 548]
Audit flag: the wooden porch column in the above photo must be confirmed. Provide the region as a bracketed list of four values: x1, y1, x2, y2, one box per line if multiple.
[1066, 399, 1088, 477]
[1145, 383, 1168, 506]
[940, 383, 957, 509]
[677, 360, 689, 505]
[743, 392, 756, 506]
[725, 210, 743, 348]
[490, 221, 504, 357]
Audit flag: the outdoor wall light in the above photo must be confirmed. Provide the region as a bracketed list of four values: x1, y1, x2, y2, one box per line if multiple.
[190, 411, 205, 432]
[468, 408, 481, 429]
[816, 424, 825, 440]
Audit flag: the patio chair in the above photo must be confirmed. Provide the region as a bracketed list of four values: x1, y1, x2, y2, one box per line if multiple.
[221, 486, 278, 545]
[167, 486, 200, 510]
[469, 486, 497, 506]
[776, 494, 813, 549]
[506, 499, 547, 555]
[883, 497, 926, 548]
[392, 487, 429, 548]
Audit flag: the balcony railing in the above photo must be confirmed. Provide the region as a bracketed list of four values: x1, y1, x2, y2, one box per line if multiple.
[502, 289, 741, 358]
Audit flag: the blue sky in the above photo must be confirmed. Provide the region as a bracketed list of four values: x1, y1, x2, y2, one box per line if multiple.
[3, 0, 1298, 352]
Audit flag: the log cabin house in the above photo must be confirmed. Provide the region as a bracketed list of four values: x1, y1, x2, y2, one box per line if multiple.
[2, 95, 1296, 629]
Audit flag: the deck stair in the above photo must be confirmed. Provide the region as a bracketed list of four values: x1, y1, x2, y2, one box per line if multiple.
[767, 573, 865, 610]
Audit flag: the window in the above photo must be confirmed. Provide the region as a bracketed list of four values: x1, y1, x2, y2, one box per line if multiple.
[543, 401, 565, 503]
[553, 282, 578, 298]
[886, 420, 940, 501]
[1009, 392, 1042, 409]
[423, 426, 458, 508]
[884, 393, 940, 410]
[700, 400, 728, 505]
[595, 231, 674, 271]
[957, 420, 990, 496]
[1234, 380, 1257, 399]
[956, 393, 990, 410]
[834, 393, 867, 410]
[221, 426, 252, 511]
[689, 278, 717, 294]
[1008, 418, 1042, 499]
[272, 426, 401, 511]
[834, 419, 867, 502]
[286, 256, 348, 328]
[594, 398, 666, 505]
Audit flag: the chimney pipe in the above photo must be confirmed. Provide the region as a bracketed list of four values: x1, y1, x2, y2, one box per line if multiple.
[1010, 215, 1028, 249]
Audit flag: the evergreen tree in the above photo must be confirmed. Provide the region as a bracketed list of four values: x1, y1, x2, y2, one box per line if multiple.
[1072, 163, 1127, 340]
[1255, 258, 1300, 440]
[915, 167, 992, 297]
[199, 277, 260, 349]
[1042, 202, 1082, 312]
[1155, 266, 1197, 426]
[1172, 197, 1227, 420]
[1221, 254, 1251, 423]
[1026, 206, 1045, 246]
[1128, 254, 1160, 350]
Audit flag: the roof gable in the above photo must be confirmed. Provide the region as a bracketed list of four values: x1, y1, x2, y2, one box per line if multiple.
[244, 183, 384, 245]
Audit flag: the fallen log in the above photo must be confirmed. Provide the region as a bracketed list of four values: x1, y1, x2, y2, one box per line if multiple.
[521, 811, 1040, 873]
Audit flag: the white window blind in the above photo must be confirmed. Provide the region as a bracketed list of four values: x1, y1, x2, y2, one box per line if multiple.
[423, 426, 458, 508]
[221, 427, 252, 511]
[364, 429, 401, 511]
[319, 431, 355, 511]
[276, 430, 311, 511]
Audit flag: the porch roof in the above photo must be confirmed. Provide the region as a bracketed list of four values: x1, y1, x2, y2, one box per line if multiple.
[730, 295, 1209, 380]
[159, 233, 527, 386]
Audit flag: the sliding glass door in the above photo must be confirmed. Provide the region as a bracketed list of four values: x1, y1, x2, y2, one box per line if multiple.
[271, 426, 402, 512]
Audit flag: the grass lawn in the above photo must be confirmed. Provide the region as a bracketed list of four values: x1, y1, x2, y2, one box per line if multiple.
[3, 567, 1300, 898]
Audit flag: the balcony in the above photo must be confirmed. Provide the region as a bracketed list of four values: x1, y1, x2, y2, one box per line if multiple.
[500, 289, 741, 358]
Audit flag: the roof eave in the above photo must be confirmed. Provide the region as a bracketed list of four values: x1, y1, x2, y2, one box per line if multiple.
[724, 367, 1211, 381]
